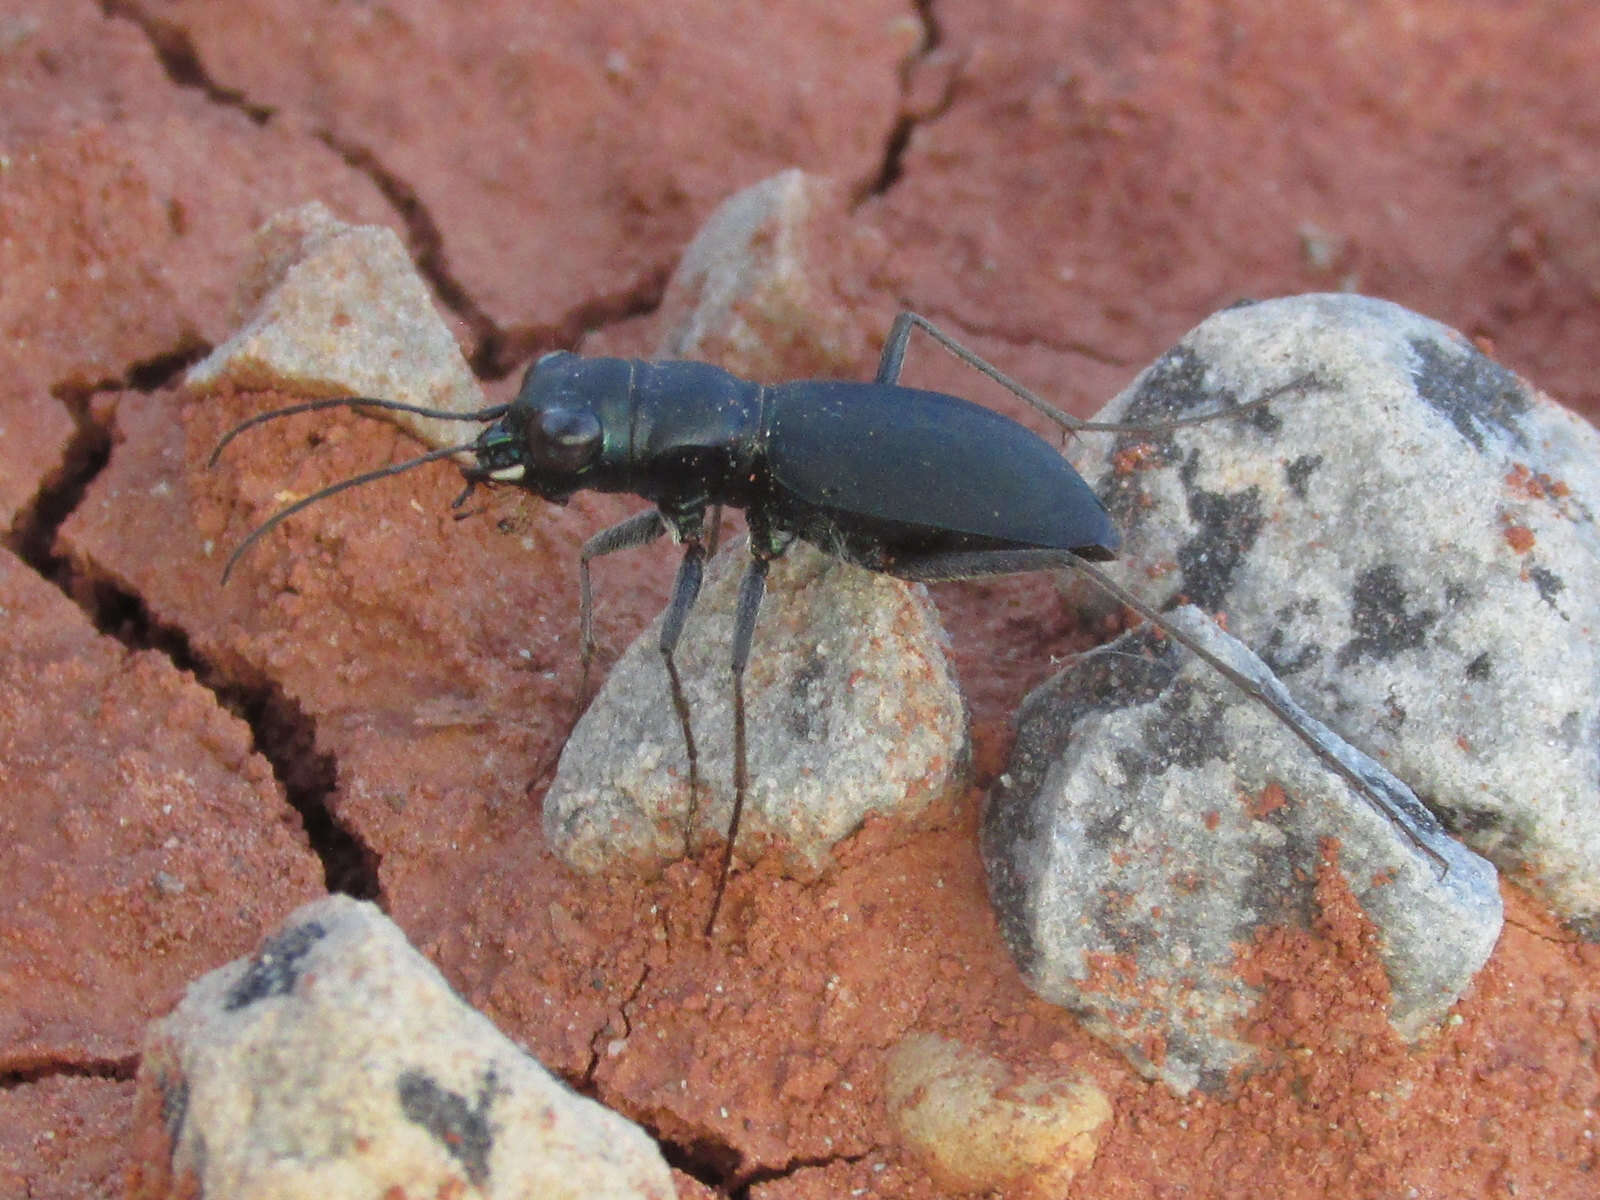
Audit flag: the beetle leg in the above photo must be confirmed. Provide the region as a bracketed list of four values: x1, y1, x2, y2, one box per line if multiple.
[884, 546, 1449, 872]
[578, 509, 670, 703]
[510, 510, 673, 807]
[659, 536, 710, 858]
[704, 503, 726, 556]
[577, 510, 716, 865]
[875, 311, 918, 384]
[876, 311, 1091, 436]
[703, 551, 772, 936]
[880, 310, 1323, 437]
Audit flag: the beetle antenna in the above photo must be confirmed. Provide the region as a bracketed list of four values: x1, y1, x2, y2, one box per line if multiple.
[220, 440, 480, 584]
[207, 397, 508, 468]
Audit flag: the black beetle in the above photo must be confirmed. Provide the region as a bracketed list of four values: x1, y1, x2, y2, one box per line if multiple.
[212, 312, 1436, 931]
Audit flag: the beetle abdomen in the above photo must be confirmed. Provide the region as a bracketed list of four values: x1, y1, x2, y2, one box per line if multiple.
[764, 381, 1119, 560]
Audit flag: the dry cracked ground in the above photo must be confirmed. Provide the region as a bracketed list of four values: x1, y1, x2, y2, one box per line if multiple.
[4, 2, 1600, 1197]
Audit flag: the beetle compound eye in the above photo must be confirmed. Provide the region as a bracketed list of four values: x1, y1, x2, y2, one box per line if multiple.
[534, 406, 602, 472]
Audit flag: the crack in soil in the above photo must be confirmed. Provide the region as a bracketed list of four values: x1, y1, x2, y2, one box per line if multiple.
[8, 390, 112, 573]
[101, 0, 503, 371]
[78, 571, 381, 900]
[570, 941, 878, 1199]
[732, 1150, 874, 1198]
[100, 0, 272, 125]
[1503, 914, 1581, 946]
[856, 0, 954, 201]
[582, 966, 649, 1094]
[569, 916, 762, 1196]
[583, 960, 653, 1090]
[0, 1054, 140, 1089]
[657, 1129, 744, 1196]
[124, 341, 212, 393]
[312, 127, 504, 371]
[103, 1, 675, 386]
[7, 371, 382, 901]
[9, 340, 206, 565]
[488, 263, 674, 380]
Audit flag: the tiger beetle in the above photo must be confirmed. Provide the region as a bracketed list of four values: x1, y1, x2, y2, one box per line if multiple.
[210, 311, 1440, 933]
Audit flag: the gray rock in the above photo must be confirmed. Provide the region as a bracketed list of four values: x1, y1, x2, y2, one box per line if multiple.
[1069, 293, 1600, 932]
[544, 539, 968, 877]
[186, 202, 488, 454]
[985, 607, 1502, 1094]
[651, 168, 874, 379]
[659, 169, 827, 360]
[130, 896, 673, 1200]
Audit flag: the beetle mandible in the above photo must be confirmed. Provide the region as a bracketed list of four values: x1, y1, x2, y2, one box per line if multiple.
[212, 312, 1438, 932]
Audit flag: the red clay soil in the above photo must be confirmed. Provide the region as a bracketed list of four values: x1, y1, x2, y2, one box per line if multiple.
[4, 3, 1599, 1197]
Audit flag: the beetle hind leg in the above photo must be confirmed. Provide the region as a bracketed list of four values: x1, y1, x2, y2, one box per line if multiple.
[884, 546, 1448, 871]
[703, 551, 772, 936]
[875, 311, 1090, 436]
[879, 310, 1324, 436]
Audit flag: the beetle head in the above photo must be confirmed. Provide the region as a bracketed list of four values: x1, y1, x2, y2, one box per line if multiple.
[471, 350, 609, 503]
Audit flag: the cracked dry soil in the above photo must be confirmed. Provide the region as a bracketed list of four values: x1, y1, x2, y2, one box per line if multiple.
[5, 2, 1600, 1197]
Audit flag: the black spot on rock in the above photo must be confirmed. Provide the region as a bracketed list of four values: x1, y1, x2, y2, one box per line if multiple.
[1246, 403, 1283, 436]
[1528, 565, 1566, 611]
[158, 1071, 189, 1143]
[224, 921, 327, 1011]
[1255, 598, 1324, 677]
[1132, 678, 1230, 777]
[397, 1068, 499, 1188]
[1121, 346, 1228, 426]
[1284, 453, 1324, 501]
[783, 648, 829, 739]
[1336, 564, 1437, 668]
[1174, 451, 1264, 611]
[1409, 337, 1530, 453]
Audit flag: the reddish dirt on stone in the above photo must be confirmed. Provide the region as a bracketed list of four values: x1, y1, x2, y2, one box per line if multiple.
[4, 3, 1599, 1198]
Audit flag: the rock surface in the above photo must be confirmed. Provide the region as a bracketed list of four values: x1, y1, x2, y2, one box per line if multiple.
[986, 607, 1502, 1093]
[187, 202, 491, 454]
[546, 540, 969, 879]
[128, 896, 673, 1200]
[650, 168, 883, 381]
[884, 1032, 1111, 1198]
[1072, 294, 1600, 932]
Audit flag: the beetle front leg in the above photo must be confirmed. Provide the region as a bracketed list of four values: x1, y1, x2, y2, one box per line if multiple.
[578, 508, 713, 863]
[579, 509, 670, 703]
